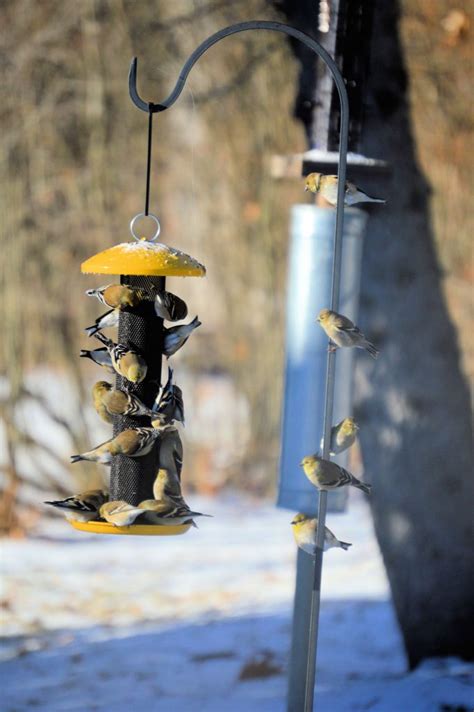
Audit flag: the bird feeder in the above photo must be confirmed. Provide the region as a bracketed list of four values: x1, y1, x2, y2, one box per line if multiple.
[72, 213, 205, 535]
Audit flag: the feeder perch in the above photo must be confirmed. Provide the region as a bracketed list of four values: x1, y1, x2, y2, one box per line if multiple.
[72, 213, 205, 536]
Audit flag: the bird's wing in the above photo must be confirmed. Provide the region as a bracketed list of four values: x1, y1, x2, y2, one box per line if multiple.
[333, 313, 360, 334]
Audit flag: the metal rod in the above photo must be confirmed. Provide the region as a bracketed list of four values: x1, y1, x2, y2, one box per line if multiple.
[303, 88, 348, 712]
[144, 107, 153, 216]
[128, 21, 349, 710]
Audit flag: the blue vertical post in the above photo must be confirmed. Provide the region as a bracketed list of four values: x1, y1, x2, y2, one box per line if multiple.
[279, 205, 367, 711]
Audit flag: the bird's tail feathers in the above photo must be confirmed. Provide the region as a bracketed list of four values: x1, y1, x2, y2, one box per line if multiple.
[190, 316, 202, 328]
[84, 324, 100, 337]
[340, 541, 352, 551]
[366, 196, 386, 204]
[79, 350, 90, 359]
[70, 455, 85, 464]
[353, 479, 371, 495]
[364, 341, 379, 359]
[93, 331, 112, 348]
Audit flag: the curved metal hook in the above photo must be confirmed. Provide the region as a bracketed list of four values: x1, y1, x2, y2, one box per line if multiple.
[129, 20, 349, 121]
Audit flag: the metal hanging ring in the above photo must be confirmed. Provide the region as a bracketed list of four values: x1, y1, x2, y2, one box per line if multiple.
[129, 212, 161, 242]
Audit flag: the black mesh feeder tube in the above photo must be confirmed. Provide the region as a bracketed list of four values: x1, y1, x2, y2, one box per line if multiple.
[73, 217, 206, 536]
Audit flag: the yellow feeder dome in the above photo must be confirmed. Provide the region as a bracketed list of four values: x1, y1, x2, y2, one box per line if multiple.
[69, 519, 192, 536]
[81, 240, 206, 278]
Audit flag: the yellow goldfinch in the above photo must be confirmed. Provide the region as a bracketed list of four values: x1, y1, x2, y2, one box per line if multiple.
[71, 427, 160, 464]
[80, 347, 114, 372]
[151, 367, 185, 426]
[86, 284, 147, 309]
[317, 309, 379, 359]
[92, 381, 154, 423]
[291, 513, 352, 553]
[152, 466, 182, 500]
[99, 501, 145, 527]
[300, 454, 371, 495]
[163, 317, 201, 357]
[84, 309, 119, 337]
[156, 425, 183, 483]
[143, 467, 211, 525]
[137, 500, 205, 526]
[154, 291, 188, 322]
[93, 332, 148, 383]
[304, 173, 385, 206]
[321, 417, 359, 455]
[44, 489, 108, 522]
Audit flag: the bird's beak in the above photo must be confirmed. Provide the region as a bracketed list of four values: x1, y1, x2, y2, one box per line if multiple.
[290, 519, 296, 526]
[304, 185, 309, 192]
[299, 460, 304, 467]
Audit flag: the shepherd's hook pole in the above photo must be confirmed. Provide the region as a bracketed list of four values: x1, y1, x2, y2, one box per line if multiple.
[128, 21, 349, 710]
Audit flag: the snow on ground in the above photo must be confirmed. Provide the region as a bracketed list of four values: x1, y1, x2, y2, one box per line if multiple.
[1, 494, 472, 711]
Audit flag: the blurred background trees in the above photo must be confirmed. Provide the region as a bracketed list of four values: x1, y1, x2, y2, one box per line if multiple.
[1, 0, 472, 614]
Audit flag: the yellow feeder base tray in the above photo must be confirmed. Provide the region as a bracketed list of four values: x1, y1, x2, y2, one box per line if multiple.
[68, 520, 192, 536]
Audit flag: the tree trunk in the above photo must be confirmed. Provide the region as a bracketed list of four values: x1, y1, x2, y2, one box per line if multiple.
[356, 1, 474, 668]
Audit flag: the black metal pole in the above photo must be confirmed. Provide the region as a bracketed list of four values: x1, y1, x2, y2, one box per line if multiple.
[127, 21, 349, 708]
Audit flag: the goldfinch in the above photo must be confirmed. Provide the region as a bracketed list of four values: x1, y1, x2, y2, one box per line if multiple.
[301, 454, 371, 495]
[291, 513, 352, 553]
[44, 489, 108, 522]
[151, 367, 185, 426]
[137, 500, 205, 526]
[304, 173, 385, 206]
[92, 381, 154, 423]
[99, 501, 145, 527]
[84, 309, 119, 337]
[71, 427, 160, 464]
[143, 468, 211, 525]
[80, 347, 114, 372]
[152, 466, 182, 500]
[317, 309, 379, 359]
[93, 332, 148, 383]
[321, 417, 359, 455]
[163, 316, 201, 357]
[154, 291, 188, 322]
[156, 425, 183, 483]
[86, 284, 147, 309]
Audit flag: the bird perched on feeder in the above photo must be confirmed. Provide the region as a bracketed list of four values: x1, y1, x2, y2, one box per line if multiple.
[154, 290, 188, 322]
[155, 424, 183, 484]
[300, 454, 371, 495]
[152, 466, 182, 501]
[86, 284, 147, 309]
[142, 467, 211, 525]
[80, 347, 114, 372]
[84, 309, 119, 337]
[317, 309, 379, 359]
[304, 173, 385, 206]
[99, 501, 145, 527]
[44, 489, 108, 522]
[138, 499, 208, 527]
[163, 316, 201, 357]
[92, 381, 155, 424]
[71, 427, 160, 464]
[151, 367, 185, 426]
[291, 513, 352, 553]
[321, 417, 359, 456]
[93, 332, 148, 383]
